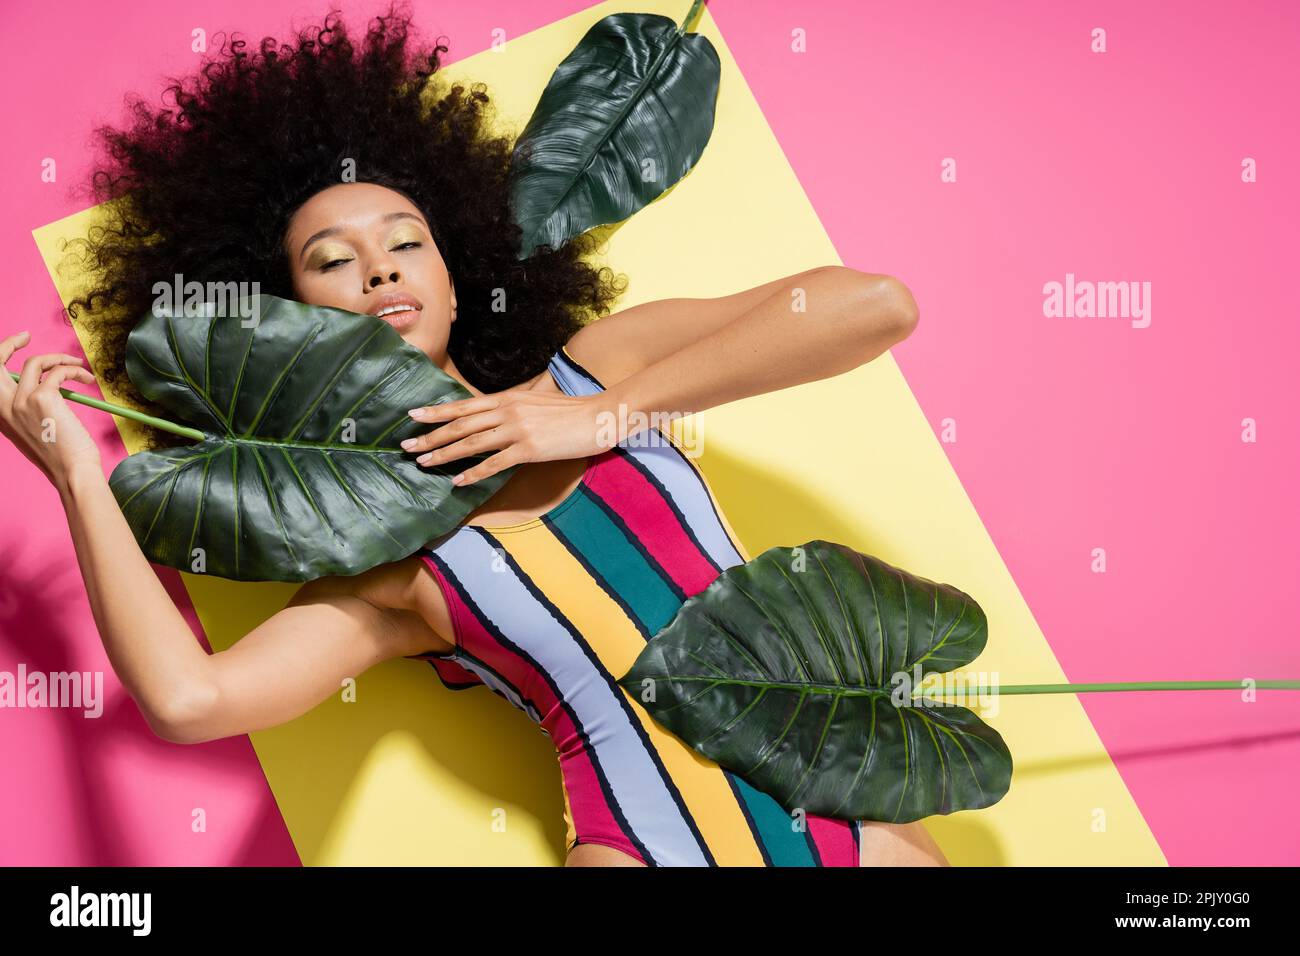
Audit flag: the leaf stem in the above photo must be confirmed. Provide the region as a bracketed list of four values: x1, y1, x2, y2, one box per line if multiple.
[915, 679, 1300, 698]
[679, 0, 705, 35]
[6, 371, 205, 441]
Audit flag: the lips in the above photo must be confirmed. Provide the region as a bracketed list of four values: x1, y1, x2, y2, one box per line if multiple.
[367, 292, 423, 331]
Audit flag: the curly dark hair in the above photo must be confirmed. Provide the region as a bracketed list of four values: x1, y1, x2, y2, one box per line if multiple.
[66, 4, 627, 448]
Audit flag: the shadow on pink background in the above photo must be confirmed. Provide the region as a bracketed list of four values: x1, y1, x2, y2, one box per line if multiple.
[0, 0, 1296, 865]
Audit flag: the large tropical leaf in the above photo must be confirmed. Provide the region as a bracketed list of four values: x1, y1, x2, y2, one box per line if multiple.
[109, 293, 516, 582]
[509, 4, 720, 258]
[618, 540, 1011, 823]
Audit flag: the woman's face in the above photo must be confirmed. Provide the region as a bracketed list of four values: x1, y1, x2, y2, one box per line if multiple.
[283, 182, 455, 360]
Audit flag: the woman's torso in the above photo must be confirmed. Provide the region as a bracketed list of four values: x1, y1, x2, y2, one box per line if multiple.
[402, 344, 864, 867]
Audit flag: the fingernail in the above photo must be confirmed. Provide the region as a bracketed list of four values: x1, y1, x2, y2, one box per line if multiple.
[417, 453, 432, 465]
[451, 473, 464, 485]
[400, 438, 417, 450]
[407, 408, 423, 419]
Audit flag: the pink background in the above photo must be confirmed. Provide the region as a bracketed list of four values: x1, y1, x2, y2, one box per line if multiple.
[1, 0, 1296, 865]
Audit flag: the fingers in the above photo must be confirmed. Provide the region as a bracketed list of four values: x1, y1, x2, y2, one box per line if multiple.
[415, 426, 510, 468]
[36, 365, 96, 394]
[0, 331, 32, 369]
[401, 409, 505, 454]
[15, 353, 86, 406]
[407, 395, 497, 423]
[447, 448, 520, 487]
[0, 332, 83, 377]
[0, 332, 32, 405]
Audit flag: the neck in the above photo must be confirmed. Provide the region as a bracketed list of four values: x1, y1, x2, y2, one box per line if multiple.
[435, 352, 480, 396]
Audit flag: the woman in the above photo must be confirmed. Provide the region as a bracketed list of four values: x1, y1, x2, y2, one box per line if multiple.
[0, 9, 944, 867]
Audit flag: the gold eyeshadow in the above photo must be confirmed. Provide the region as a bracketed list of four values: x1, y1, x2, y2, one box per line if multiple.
[301, 220, 425, 270]
[387, 223, 426, 247]
[304, 243, 354, 270]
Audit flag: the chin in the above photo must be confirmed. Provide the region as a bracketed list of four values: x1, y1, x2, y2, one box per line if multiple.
[399, 328, 443, 361]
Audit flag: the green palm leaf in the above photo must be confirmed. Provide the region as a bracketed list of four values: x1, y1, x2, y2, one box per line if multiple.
[618, 540, 1012, 823]
[108, 293, 515, 582]
[510, 3, 720, 258]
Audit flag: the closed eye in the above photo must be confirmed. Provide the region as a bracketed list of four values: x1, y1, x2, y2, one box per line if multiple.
[392, 241, 422, 251]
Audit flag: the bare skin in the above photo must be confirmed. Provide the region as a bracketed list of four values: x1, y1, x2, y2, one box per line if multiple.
[0, 181, 941, 867]
[567, 820, 950, 868]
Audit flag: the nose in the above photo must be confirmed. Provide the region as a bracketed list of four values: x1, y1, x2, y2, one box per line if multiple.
[368, 266, 401, 289]
[366, 246, 402, 289]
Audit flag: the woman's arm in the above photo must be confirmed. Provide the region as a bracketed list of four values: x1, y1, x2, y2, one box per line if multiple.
[2, 333, 448, 744]
[564, 265, 920, 416]
[56, 461, 230, 737]
[579, 265, 918, 432]
[164, 560, 450, 744]
[400, 266, 919, 484]
[563, 265, 843, 386]
[64, 462, 443, 744]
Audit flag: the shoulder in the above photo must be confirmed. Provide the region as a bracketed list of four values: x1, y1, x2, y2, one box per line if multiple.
[517, 326, 636, 395]
[562, 313, 656, 390]
[290, 556, 455, 657]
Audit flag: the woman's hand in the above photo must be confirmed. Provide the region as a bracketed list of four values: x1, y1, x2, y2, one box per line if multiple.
[402, 387, 626, 486]
[0, 331, 102, 490]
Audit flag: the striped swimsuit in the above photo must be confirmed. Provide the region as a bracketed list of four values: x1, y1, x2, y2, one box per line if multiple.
[404, 345, 864, 866]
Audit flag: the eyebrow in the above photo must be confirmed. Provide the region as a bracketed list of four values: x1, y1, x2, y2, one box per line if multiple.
[298, 211, 429, 262]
